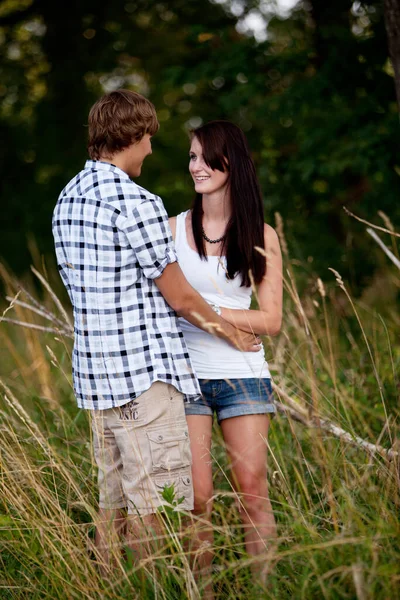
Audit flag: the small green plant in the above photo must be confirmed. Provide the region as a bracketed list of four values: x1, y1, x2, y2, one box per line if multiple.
[0, 255, 399, 599]
[159, 483, 185, 512]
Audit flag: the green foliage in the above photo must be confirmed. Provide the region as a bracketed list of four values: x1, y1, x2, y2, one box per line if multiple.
[159, 482, 185, 511]
[0, 0, 399, 289]
[2, 248, 399, 598]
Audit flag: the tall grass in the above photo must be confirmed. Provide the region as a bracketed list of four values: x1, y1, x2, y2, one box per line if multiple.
[0, 252, 399, 599]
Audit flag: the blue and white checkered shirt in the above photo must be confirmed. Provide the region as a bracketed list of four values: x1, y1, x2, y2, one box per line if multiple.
[52, 160, 200, 410]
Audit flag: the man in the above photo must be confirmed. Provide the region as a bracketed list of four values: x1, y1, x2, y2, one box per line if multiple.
[52, 89, 259, 566]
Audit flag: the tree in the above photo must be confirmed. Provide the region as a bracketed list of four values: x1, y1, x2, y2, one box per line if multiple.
[0, 0, 398, 290]
[383, 0, 400, 110]
[0, 0, 254, 270]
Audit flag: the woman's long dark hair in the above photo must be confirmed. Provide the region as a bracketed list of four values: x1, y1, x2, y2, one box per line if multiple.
[191, 120, 266, 287]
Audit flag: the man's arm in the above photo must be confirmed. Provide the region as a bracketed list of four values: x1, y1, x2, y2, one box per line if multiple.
[155, 262, 260, 353]
[121, 198, 258, 351]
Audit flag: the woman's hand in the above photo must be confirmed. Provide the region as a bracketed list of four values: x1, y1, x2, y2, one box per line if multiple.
[231, 328, 262, 352]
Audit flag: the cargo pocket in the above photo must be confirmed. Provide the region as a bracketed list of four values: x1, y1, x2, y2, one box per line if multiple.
[180, 473, 192, 489]
[179, 473, 193, 501]
[147, 429, 191, 473]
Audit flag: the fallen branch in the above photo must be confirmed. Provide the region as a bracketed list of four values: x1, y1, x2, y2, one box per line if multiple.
[366, 228, 400, 270]
[273, 384, 398, 461]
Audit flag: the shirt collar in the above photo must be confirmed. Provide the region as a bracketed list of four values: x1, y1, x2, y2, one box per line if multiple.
[84, 160, 131, 181]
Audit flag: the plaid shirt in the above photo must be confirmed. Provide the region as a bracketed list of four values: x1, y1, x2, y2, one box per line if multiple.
[52, 160, 200, 410]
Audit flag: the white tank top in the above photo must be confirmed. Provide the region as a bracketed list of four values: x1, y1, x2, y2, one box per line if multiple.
[175, 210, 270, 379]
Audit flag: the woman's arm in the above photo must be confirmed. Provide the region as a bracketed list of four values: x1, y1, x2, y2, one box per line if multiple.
[169, 216, 177, 238]
[166, 216, 260, 350]
[220, 224, 283, 336]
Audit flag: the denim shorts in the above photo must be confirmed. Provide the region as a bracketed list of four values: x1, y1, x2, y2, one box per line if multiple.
[184, 378, 275, 423]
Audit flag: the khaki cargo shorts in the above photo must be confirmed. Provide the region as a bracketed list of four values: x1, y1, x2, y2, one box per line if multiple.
[91, 382, 193, 516]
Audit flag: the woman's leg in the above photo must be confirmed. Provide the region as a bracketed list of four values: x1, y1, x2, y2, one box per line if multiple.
[186, 414, 214, 598]
[220, 414, 276, 561]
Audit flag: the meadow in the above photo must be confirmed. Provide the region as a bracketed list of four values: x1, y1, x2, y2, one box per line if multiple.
[0, 221, 399, 599]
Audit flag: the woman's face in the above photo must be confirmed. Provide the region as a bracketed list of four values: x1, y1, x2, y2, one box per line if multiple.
[189, 136, 229, 196]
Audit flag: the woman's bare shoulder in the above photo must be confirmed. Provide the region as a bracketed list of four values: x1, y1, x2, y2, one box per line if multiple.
[169, 210, 192, 240]
[263, 222, 279, 247]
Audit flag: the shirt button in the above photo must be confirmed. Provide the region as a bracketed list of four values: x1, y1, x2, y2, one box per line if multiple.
[158, 435, 163, 441]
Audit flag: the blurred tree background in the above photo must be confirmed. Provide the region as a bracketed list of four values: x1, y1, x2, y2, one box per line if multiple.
[0, 0, 398, 290]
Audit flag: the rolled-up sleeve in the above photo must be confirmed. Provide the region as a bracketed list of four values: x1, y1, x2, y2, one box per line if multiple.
[122, 197, 177, 279]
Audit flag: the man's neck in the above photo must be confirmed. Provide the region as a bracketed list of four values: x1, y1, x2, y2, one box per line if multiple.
[98, 153, 127, 174]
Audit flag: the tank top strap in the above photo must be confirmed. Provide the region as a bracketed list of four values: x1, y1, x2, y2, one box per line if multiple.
[175, 210, 189, 250]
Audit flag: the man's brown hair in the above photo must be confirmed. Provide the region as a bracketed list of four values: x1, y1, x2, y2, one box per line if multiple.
[87, 89, 159, 160]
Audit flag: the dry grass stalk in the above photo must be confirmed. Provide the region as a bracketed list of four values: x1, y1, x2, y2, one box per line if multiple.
[1, 317, 73, 338]
[5, 295, 70, 329]
[31, 266, 73, 330]
[344, 207, 400, 238]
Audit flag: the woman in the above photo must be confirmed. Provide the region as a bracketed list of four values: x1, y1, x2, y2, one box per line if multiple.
[169, 121, 282, 589]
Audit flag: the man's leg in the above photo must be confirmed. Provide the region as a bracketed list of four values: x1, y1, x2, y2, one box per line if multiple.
[91, 410, 127, 571]
[95, 508, 127, 574]
[111, 383, 194, 559]
[125, 512, 164, 561]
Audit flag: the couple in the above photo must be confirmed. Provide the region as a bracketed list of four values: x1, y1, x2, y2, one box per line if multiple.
[52, 89, 282, 588]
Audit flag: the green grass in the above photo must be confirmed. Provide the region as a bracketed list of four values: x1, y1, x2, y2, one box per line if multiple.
[0, 256, 399, 599]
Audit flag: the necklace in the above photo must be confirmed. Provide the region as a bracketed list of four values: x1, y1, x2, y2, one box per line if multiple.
[201, 227, 225, 244]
